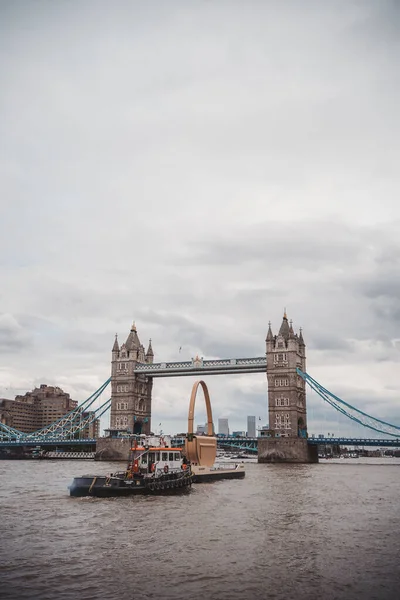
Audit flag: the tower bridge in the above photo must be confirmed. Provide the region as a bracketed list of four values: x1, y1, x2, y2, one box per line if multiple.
[2, 312, 400, 462]
[106, 313, 313, 461]
[109, 313, 307, 445]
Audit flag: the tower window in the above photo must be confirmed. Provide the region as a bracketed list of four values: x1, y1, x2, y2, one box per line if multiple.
[275, 397, 289, 407]
[274, 378, 289, 387]
[115, 415, 128, 428]
[116, 402, 128, 410]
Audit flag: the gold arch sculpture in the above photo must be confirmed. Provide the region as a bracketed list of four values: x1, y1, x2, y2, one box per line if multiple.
[184, 380, 217, 466]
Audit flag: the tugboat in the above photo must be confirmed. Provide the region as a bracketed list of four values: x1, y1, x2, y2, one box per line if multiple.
[69, 434, 192, 497]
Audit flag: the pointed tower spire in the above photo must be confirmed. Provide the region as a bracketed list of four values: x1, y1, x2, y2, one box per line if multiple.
[278, 310, 290, 340]
[266, 321, 273, 341]
[299, 327, 305, 346]
[289, 319, 295, 339]
[126, 321, 141, 350]
[146, 339, 154, 364]
[146, 339, 154, 357]
[112, 334, 119, 352]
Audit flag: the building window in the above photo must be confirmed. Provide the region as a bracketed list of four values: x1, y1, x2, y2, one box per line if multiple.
[116, 416, 128, 427]
[275, 379, 289, 387]
[275, 397, 289, 407]
[275, 413, 291, 429]
[116, 401, 128, 410]
[274, 353, 287, 363]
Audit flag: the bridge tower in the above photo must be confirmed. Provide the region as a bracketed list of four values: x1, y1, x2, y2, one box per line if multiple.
[110, 323, 153, 435]
[266, 312, 307, 438]
[259, 312, 317, 463]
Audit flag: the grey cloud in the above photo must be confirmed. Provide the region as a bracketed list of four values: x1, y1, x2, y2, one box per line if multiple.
[0, 313, 33, 353]
[1, 1, 400, 434]
[363, 281, 400, 301]
[307, 334, 353, 352]
[179, 220, 363, 268]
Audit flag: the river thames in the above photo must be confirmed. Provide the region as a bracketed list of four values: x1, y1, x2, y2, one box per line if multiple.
[1, 458, 399, 600]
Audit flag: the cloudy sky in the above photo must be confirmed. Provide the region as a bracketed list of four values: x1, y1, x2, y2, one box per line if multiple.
[1, 0, 399, 437]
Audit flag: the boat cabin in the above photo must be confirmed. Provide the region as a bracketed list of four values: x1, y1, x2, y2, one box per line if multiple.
[127, 435, 188, 477]
[130, 447, 186, 475]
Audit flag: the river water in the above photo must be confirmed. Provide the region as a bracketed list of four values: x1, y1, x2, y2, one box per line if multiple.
[1, 458, 399, 600]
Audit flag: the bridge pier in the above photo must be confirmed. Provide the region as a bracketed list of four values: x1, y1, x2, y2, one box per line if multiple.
[95, 436, 131, 461]
[258, 438, 318, 463]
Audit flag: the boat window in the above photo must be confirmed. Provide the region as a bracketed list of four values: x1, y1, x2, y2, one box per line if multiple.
[169, 452, 174, 461]
[141, 454, 148, 464]
[174, 452, 180, 461]
[156, 452, 160, 461]
[149, 453, 155, 462]
[162, 452, 168, 461]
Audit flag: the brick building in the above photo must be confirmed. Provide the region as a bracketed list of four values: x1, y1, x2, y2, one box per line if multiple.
[0, 384, 100, 438]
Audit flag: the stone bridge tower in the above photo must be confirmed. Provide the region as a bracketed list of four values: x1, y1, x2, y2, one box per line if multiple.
[266, 311, 307, 438]
[110, 323, 153, 435]
[259, 312, 317, 463]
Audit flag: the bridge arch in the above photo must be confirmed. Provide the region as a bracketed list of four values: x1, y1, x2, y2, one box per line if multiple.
[185, 380, 217, 466]
[187, 380, 214, 437]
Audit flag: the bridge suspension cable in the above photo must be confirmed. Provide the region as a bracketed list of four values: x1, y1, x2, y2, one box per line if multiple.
[297, 369, 400, 437]
[0, 379, 111, 441]
[34, 397, 112, 440]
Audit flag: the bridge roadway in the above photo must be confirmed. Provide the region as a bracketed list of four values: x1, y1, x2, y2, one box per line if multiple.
[135, 356, 267, 377]
[171, 436, 400, 452]
[1, 437, 399, 450]
[0, 439, 97, 448]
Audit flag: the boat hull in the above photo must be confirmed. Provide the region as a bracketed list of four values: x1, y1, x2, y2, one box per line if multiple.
[191, 463, 245, 483]
[69, 472, 193, 497]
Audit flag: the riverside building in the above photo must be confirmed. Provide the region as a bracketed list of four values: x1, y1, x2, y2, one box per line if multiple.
[0, 384, 99, 438]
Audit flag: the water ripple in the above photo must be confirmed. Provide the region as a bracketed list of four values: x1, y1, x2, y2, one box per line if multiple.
[1, 459, 400, 599]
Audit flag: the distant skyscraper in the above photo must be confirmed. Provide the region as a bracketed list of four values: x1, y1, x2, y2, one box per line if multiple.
[247, 415, 256, 437]
[218, 418, 229, 436]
